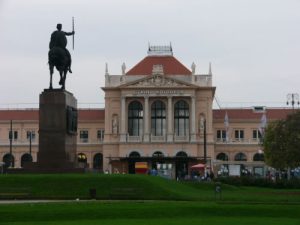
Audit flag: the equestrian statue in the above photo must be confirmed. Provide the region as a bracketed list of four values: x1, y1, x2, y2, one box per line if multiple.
[48, 20, 75, 90]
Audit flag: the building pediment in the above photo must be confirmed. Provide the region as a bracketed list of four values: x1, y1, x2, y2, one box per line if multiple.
[120, 75, 196, 88]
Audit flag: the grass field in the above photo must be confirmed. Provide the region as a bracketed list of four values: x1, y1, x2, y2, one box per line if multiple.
[0, 174, 300, 224]
[1, 174, 300, 202]
[0, 201, 300, 225]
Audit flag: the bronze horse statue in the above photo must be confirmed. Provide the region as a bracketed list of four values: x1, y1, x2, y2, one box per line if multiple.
[48, 47, 70, 90]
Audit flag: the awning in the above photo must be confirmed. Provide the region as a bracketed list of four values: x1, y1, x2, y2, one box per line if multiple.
[191, 163, 206, 169]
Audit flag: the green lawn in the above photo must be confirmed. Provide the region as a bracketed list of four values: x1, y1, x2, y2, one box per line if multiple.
[1, 174, 300, 203]
[0, 201, 299, 225]
[0, 174, 300, 224]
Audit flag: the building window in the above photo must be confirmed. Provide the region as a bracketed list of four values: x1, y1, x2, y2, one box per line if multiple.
[9, 130, 18, 141]
[174, 100, 189, 136]
[234, 130, 244, 141]
[79, 130, 89, 143]
[21, 153, 33, 167]
[216, 130, 226, 142]
[153, 151, 164, 157]
[216, 153, 229, 161]
[26, 131, 36, 141]
[97, 129, 104, 142]
[253, 153, 264, 161]
[252, 129, 262, 140]
[128, 101, 143, 136]
[151, 100, 166, 136]
[3, 153, 14, 168]
[129, 151, 141, 158]
[234, 152, 247, 161]
[176, 151, 188, 157]
[93, 153, 103, 170]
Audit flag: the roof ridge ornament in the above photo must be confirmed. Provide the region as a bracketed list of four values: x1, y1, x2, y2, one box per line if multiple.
[105, 63, 109, 75]
[209, 62, 212, 75]
[191, 62, 196, 75]
[152, 64, 164, 75]
[147, 44, 173, 56]
[122, 62, 126, 75]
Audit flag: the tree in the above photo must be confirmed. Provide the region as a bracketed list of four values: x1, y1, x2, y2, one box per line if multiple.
[263, 110, 300, 170]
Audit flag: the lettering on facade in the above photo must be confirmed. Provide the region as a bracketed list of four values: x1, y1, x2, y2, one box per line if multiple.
[133, 90, 184, 96]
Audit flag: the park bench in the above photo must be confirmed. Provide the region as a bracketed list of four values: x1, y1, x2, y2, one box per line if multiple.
[0, 188, 31, 199]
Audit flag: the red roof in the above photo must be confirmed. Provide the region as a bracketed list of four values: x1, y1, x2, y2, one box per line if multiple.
[0, 109, 39, 121]
[213, 108, 294, 121]
[0, 108, 294, 122]
[78, 109, 105, 121]
[0, 109, 105, 121]
[126, 56, 192, 75]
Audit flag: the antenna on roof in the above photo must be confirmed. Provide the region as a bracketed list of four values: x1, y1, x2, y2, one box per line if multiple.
[209, 62, 212, 75]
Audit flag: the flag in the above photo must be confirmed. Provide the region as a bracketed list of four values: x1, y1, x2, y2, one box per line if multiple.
[224, 111, 229, 142]
[259, 113, 267, 137]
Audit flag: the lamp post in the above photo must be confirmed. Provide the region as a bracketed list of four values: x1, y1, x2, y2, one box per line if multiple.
[9, 120, 12, 168]
[29, 131, 32, 157]
[200, 116, 207, 164]
[286, 93, 299, 112]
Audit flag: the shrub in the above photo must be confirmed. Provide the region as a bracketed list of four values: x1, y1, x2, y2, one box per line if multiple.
[215, 176, 300, 189]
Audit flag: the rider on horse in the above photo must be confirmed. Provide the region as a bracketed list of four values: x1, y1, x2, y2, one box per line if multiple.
[49, 24, 75, 73]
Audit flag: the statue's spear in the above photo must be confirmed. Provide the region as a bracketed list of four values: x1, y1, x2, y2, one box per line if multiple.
[72, 17, 75, 50]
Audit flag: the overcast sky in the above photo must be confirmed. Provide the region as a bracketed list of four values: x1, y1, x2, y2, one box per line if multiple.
[0, 0, 299, 109]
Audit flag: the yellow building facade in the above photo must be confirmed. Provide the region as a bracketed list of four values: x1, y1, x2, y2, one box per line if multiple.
[0, 46, 292, 178]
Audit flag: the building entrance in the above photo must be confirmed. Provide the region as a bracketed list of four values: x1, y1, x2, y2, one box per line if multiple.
[175, 151, 189, 179]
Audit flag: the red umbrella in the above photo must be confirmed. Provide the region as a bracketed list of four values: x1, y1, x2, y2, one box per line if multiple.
[191, 163, 206, 169]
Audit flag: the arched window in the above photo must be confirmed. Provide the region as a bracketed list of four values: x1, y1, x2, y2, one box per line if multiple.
[174, 100, 189, 136]
[216, 153, 229, 161]
[153, 151, 164, 157]
[3, 153, 14, 168]
[151, 100, 166, 136]
[234, 152, 247, 161]
[128, 101, 143, 136]
[176, 151, 188, 157]
[21, 153, 33, 167]
[93, 153, 103, 170]
[129, 151, 141, 158]
[253, 153, 264, 161]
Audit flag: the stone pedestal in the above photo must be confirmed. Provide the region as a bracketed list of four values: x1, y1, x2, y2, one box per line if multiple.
[37, 89, 78, 169]
[21, 89, 83, 173]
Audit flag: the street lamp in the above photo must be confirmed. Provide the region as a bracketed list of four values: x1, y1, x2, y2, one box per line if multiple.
[9, 120, 13, 168]
[200, 116, 207, 164]
[28, 131, 32, 157]
[286, 93, 299, 111]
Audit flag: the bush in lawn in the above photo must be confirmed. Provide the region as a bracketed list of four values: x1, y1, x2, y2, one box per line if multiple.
[215, 176, 300, 189]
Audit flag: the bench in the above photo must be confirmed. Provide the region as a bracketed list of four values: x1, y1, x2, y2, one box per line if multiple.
[0, 188, 31, 199]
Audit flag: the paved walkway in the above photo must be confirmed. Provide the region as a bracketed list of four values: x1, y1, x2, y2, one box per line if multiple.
[0, 199, 85, 204]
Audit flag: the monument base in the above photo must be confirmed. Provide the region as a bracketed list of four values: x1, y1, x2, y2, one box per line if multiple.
[22, 89, 81, 173]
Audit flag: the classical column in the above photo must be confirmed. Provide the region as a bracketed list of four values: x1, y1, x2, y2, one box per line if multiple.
[120, 96, 127, 142]
[167, 96, 173, 142]
[190, 96, 196, 142]
[143, 96, 150, 142]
